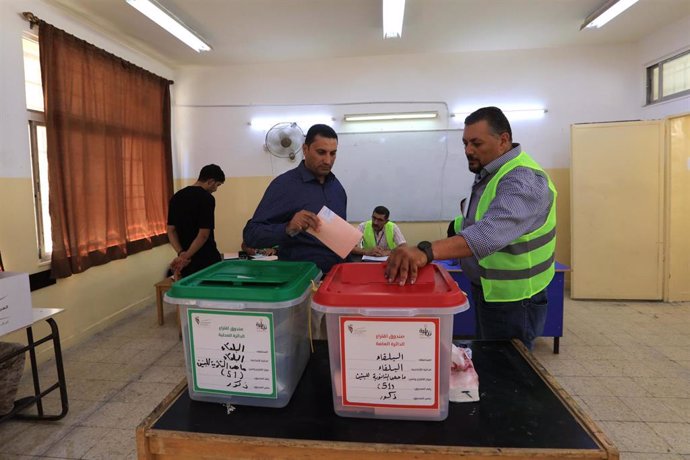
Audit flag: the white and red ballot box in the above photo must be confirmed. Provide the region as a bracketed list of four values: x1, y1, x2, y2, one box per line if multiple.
[0, 272, 33, 336]
[312, 263, 468, 421]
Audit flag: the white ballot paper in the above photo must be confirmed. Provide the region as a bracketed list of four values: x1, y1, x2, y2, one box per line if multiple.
[362, 255, 388, 262]
[307, 206, 362, 259]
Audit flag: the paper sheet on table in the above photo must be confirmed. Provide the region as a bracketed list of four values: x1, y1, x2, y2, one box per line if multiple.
[362, 255, 388, 262]
[307, 206, 362, 259]
[251, 254, 278, 261]
[223, 252, 239, 260]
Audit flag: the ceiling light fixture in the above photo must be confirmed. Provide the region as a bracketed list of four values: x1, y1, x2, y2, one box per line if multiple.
[344, 111, 438, 122]
[126, 0, 211, 52]
[580, 0, 639, 30]
[382, 0, 405, 39]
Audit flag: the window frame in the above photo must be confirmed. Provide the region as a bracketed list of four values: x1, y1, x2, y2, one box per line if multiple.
[24, 32, 51, 263]
[27, 110, 51, 262]
[646, 49, 690, 105]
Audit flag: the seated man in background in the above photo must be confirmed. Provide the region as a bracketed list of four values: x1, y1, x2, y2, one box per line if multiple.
[352, 206, 406, 257]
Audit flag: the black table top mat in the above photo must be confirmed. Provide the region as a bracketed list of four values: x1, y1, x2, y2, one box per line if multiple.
[152, 340, 597, 450]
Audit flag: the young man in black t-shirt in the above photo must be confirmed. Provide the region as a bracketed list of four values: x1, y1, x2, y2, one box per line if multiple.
[167, 164, 225, 278]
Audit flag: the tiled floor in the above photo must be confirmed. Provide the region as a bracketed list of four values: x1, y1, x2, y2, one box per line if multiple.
[532, 299, 690, 460]
[1, 297, 689, 459]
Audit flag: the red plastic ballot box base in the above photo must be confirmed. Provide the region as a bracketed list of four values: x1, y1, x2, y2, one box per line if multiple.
[313, 263, 469, 421]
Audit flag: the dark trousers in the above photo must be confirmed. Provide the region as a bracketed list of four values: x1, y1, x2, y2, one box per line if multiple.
[471, 285, 548, 351]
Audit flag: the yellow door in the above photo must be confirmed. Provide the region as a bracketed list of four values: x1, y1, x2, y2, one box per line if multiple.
[665, 114, 690, 301]
[571, 121, 665, 299]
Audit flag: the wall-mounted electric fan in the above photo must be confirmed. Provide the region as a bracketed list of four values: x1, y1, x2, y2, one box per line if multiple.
[264, 122, 305, 161]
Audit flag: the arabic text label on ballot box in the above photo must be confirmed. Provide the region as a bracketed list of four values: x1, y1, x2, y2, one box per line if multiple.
[312, 263, 469, 421]
[165, 260, 321, 408]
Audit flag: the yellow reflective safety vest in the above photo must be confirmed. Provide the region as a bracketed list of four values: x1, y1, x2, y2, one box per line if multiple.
[453, 215, 464, 234]
[476, 151, 557, 302]
[362, 221, 396, 250]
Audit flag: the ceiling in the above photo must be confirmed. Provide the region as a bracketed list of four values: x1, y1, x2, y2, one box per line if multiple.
[46, 0, 690, 67]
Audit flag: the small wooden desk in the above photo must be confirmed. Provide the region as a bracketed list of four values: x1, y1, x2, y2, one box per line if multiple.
[137, 340, 617, 459]
[154, 278, 174, 326]
[0, 308, 68, 423]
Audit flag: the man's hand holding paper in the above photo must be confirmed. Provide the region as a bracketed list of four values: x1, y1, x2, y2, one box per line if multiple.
[286, 210, 321, 237]
[307, 206, 362, 259]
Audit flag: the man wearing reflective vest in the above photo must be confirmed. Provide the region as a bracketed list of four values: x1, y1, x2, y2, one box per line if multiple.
[385, 106, 556, 350]
[352, 206, 407, 257]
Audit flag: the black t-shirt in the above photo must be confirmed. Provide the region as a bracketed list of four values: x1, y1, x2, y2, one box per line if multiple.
[167, 186, 220, 274]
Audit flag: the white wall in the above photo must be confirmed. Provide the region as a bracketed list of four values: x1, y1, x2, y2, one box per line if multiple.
[174, 44, 641, 178]
[0, 1, 35, 178]
[639, 15, 690, 119]
[0, 0, 178, 354]
[0, 0, 175, 179]
[1, 0, 176, 272]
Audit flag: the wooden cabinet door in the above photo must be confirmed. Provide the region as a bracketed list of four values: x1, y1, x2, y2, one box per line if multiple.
[571, 121, 665, 300]
[665, 114, 690, 301]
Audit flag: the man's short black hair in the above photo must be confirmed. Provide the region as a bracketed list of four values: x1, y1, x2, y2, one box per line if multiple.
[198, 164, 225, 183]
[464, 106, 512, 141]
[373, 205, 390, 220]
[305, 124, 338, 145]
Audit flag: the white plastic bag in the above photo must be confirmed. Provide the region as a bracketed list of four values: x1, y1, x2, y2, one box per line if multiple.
[449, 344, 479, 402]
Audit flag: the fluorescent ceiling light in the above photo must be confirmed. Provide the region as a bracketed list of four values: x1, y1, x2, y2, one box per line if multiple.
[249, 115, 333, 131]
[581, 0, 639, 29]
[344, 111, 437, 122]
[126, 0, 211, 52]
[383, 0, 405, 39]
[452, 109, 547, 121]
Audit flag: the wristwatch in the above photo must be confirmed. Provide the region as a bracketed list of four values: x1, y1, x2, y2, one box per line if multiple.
[417, 241, 434, 264]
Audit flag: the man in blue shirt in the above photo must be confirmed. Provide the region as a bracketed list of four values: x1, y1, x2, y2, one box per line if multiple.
[243, 124, 347, 274]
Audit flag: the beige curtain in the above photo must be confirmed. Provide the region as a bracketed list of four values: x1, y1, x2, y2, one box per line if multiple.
[39, 22, 173, 278]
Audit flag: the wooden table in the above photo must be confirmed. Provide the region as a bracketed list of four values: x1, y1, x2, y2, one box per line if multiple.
[154, 277, 174, 326]
[137, 340, 617, 459]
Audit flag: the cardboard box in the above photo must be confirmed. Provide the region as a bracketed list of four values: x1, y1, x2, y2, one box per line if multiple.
[0, 272, 33, 336]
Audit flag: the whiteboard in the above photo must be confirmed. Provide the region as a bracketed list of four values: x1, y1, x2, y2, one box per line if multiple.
[334, 130, 474, 222]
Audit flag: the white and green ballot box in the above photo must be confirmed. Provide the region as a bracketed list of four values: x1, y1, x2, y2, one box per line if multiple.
[165, 260, 321, 408]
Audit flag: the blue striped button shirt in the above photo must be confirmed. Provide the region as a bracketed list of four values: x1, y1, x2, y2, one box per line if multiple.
[459, 144, 553, 285]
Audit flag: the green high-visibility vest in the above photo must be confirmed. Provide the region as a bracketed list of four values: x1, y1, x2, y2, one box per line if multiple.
[362, 221, 397, 250]
[453, 215, 464, 234]
[476, 151, 557, 302]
